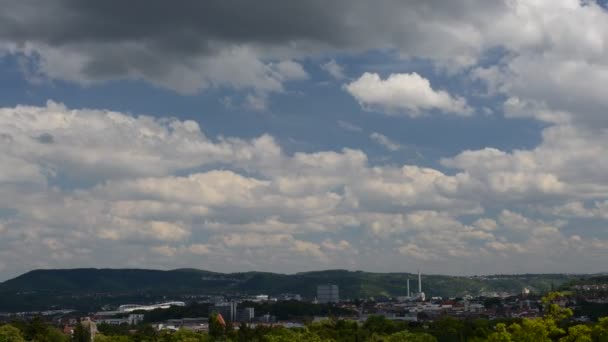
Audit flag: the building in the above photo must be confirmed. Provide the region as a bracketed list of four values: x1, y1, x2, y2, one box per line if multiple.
[413, 270, 426, 301]
[317, 284, 339, 303]
[157, 318, 208, 332]
[209, 302, 237, 322]
[118, 301, 185, 312]
[237, 307, 255, 322]
[95, 314, 144, 325]
[277, 293, 302, 301]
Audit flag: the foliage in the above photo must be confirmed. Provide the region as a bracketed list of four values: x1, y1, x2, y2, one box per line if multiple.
[430, 317, 465, 342]
[95, 335, 132, 342]
[97, 323, 132, 336]
[72, 323, 90, 342]
[592, 317, 608, 342]
[575, 301, 608, 321]
[367, 330, 437, 342]
[9, 317, 68, 342]
[207, 314, 225, 340]
[262, 327, 331, 342]
[0, 325, 25, 342]
[144, 304, 210, 323]
[484, 292, 577, 342]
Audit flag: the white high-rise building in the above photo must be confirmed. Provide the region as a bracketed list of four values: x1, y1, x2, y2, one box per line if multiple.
[238, 307, 255, 322]
[317, 284, 339, 303]
[210, 302, 238, 322]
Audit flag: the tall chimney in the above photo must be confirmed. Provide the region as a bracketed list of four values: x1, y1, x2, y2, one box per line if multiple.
[407, 279, 410, 297]
[418, 269, 422, 293]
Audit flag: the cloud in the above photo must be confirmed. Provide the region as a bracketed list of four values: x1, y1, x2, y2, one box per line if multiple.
[321, 239, 355, 253]
[186, 244, 213, 255]
[272, 60, 309, 81]
[370, 132, 402, 151]
[337, 120, 363, 132]
[545, 201, 608, 220]
[502, 97, 571, 124]
[321, 60, 346, 80]
[0, 1, 504, 80]
[3, 0, 608, 127]
[0, 102, 487, 278]
[244, 93, 269, 111]
[1, 0, 607, 126]
[473, 218, 498, 232]
[467, 0, 608, 127]
[441, 123, 608, 200]
[345, 72, 471, 116]
[0, 0, 500, 98]
[0, 100, 284, 183]
[1, 1, 608, 279]
[398, 243, 437, 261]
[151, 245, 178, 257]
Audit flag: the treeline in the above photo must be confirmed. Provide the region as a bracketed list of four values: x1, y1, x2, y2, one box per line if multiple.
[143, 303, 211, 323]
[239, 300, 356, 321]
[141, 301, 356, 323]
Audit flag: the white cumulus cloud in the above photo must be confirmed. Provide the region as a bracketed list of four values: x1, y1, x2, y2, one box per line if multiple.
[345, 72, 471, 117]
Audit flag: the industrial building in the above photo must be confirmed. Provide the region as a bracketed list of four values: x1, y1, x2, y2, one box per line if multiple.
[118, 301, 185, 312]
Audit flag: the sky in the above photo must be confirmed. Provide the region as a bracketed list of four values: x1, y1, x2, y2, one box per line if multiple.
[1, 0, 608, 281]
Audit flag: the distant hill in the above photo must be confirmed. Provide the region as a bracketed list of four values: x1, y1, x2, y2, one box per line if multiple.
[0, 268, 588, 312]
[558, 273, 608, 289]
[0, 268, 226, 293]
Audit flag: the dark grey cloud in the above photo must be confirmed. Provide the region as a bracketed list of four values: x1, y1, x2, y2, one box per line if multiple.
[0, 0, 506, 90]
[1, 1, 344, 46]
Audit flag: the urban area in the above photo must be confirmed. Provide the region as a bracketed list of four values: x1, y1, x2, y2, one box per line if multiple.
[2, 271, 608, 341]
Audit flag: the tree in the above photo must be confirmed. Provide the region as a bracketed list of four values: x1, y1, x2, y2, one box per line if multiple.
[263, 327, 329, 342]
[363, 315, 398, 335]
[508, 320, 552, 342]
[385, 331, 437, 342]
[94, 335, 131, 342]
[22, 316, 63, 342]
[8, 317, 68, 342]
[72, 323, 91, 342]
[39, 327, 69, 342]
[132, 324, 157, 342]
[486, 323, 512, 342]
[0, 325, 25, 342]
[431, 317, 464, 342]
[592, 317, 608, 342]
[170, 328, 209, 342]
[236, 322, 255, 342]
[483, 292, 578, 342]
[208, 313, 226, 340]
[559, 324, 592, 342]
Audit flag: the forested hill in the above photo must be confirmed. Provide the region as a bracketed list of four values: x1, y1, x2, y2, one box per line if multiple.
[0, 268, 587, 311]
[0, 268, 584, 298]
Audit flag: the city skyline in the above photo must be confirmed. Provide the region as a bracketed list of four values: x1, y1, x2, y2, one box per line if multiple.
[1, 0, 608, 281]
